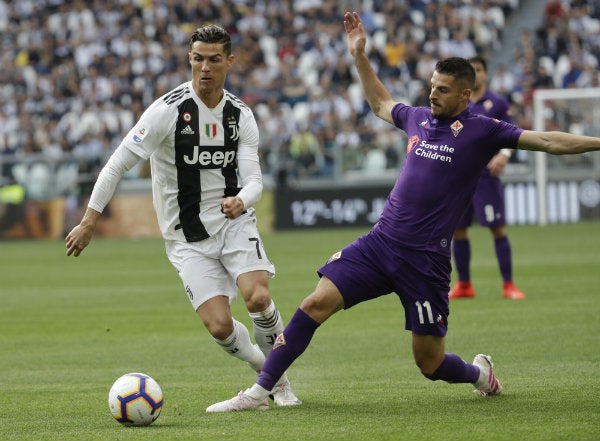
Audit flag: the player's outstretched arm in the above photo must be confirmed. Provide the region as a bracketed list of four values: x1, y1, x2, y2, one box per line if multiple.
[518, 130, 600, 155]
[344, 11, 397, 124]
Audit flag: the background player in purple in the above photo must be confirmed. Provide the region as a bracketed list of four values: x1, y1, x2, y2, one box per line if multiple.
[206, 11, 600, 412]
[449, 55, 526, 301]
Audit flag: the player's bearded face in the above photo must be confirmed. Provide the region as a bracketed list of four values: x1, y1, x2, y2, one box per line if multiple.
[429, 72, 469, 119]
[189, 42, 233, 98]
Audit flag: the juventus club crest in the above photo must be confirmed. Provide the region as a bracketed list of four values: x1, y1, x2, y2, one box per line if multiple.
[227, 116, 239, 141]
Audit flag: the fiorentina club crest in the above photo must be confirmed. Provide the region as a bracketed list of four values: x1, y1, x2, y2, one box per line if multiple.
[450, 120, 463, 137]
[272, 333, 286, 350]
[326, 251, 342, 264]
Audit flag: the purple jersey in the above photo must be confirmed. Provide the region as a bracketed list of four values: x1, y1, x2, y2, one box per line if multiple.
[374, 104, 523, 257]
[469, 89, 513, 180]
[469, 89, 512, 124]
[456, 89, 514, 228]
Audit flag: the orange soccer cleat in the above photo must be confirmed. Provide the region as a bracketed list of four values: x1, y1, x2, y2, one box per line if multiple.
[448, 281, 475, 299]
[502, 282, 526, 300]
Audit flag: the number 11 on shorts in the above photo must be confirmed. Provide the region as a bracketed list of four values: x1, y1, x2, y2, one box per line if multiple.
[415, 300, 434, 324]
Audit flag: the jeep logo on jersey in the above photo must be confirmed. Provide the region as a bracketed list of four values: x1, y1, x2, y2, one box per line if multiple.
[182, 145, 236, 168]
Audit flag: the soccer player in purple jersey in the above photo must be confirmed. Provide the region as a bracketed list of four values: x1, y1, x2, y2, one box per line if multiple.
[206, 11, 600, 412]
[449, 55, 526, 301]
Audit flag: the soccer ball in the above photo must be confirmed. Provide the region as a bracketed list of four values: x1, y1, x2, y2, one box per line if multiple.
[108, 373, 164, 426]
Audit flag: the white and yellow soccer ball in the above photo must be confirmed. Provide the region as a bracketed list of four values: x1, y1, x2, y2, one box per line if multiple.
[108, 373, 164, 426]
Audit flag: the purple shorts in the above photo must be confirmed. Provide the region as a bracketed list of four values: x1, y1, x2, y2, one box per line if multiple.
[318, 230, 451, 337]
[457, 170, 505, 228]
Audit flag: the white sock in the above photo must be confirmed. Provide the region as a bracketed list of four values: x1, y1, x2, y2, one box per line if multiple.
[249, 301, 284, 357]
[248, 301, 289, 387]
[245, 383, 270, 400]
[213, 319, 264, 371]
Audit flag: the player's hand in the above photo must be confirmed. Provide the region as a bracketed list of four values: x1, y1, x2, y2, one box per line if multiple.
[65, 207, 100, 256]
[221, 196, 245, 219]
[487, 153, 509, 176]
[344, 11, 366, 58]
[65, 224, 94, 257]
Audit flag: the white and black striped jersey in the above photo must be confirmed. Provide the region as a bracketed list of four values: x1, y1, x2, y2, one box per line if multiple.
[119, 81, 262, 242]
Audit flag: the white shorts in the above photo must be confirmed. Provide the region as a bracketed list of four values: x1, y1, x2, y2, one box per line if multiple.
[165, 210, 275, 311]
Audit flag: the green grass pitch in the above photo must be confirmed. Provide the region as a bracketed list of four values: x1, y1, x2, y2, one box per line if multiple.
[0, 222, 599, 440]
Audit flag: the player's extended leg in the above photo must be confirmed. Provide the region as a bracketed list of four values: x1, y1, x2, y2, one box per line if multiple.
[412, 333, 502, 396]
[196, 296, 265, 371]
[238, 270, 301, 406]
[256, 276, 344, 388]
[206, 276, 345, 412]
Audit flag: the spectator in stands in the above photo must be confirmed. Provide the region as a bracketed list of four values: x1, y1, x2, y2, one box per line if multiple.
[442, 29, 477, 60]
[532, 63, 555, 89]
[562, 58, 584, 88]
[288, 124, 322, 178]
[544, 0, 567, 26]
[1, 0, 522, 184]
[537, 25, 568, 63]
[489, 64, 516, 98]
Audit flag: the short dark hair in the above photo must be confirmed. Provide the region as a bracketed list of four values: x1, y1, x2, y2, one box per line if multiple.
[189, 25, 232, 55]
[435, 57, 475, 88]
[468, 55, 487, 72]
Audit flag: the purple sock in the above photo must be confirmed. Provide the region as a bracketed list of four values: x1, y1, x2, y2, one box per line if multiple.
[425, 353, 480, 384]
[257, 308, 320, 391]
[494, 236, 512, 282]
[452, 239, 471, 282]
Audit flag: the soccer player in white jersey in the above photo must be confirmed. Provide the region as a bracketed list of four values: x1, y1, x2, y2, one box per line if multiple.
[65, 24, 301, 407]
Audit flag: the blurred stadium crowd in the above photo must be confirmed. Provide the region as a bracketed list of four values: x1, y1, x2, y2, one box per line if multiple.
[1, 0, 599, 185]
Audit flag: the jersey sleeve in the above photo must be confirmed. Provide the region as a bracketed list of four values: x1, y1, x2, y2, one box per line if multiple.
[235, 107, 262, 208]
[391, 103, 424, 131]
[236, 158, 263, 209]
[88, 146, 142, 213]
[488, 118, 523, 148]
[119, 98, 175, 159]
[236, 108, 259, 161]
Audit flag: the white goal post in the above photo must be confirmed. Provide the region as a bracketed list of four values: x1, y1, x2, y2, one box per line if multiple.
[532, 87, 600, 226]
